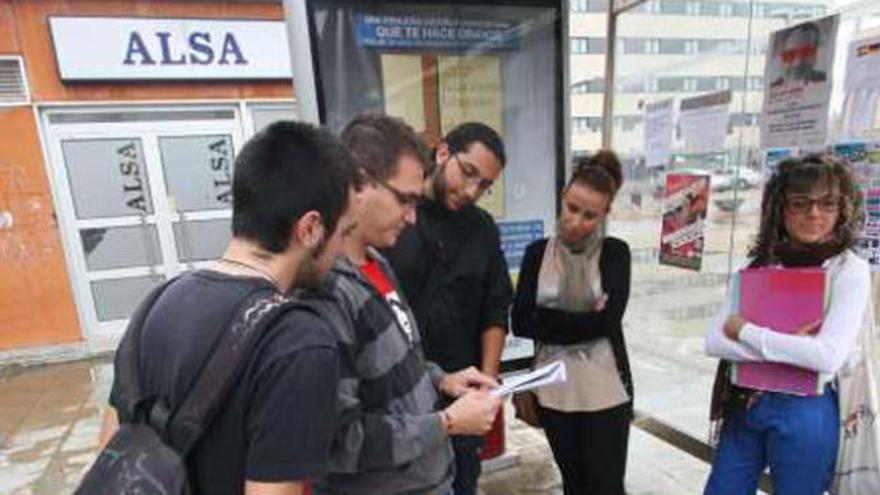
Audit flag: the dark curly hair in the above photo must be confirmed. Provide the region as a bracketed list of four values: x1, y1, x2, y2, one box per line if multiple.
[749, 154, 863, 266]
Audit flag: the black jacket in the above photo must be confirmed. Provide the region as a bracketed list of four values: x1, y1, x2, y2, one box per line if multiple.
[384, 201, 513, 372]
[511, 237, 634, 409]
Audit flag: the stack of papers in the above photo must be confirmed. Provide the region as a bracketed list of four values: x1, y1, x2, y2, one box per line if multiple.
[491, 360, 567, 398]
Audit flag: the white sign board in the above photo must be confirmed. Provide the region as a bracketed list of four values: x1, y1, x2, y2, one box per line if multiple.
[760, 15, 838, 148]
[679, 90, 731, 154]
[49, 17, 292, 81]
[845, 35, 880, 91]
[842, 36, 880, 137]
[644, 98, 674, 168]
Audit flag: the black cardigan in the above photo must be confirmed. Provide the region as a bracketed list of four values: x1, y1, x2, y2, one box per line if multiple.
[511, 236, 634, 408]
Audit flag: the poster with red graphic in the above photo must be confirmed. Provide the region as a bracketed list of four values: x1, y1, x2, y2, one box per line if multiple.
[660, 173, 711, 271]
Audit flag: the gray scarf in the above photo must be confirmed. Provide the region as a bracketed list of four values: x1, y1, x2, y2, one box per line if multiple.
[536, 225, 605, 312]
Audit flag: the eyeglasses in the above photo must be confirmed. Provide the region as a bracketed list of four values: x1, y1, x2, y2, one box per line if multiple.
[785, 195, 840, 215]
[368, 174, 421, 210]
[452, 153, 494, 192]
[781, 45, 817, 63]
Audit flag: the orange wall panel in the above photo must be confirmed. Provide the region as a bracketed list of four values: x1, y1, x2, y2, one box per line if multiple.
[0, 0, 17, 53]
[0, 107, 81, 349]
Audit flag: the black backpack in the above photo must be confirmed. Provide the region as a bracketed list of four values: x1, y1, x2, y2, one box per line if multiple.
[76, 279, 309, 495]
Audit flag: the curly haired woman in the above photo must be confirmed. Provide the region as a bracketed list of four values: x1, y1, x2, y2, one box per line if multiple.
[704, 155, 873, 495]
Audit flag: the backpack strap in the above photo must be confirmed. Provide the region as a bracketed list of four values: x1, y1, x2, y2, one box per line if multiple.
[163, 291, 300, 457]
[115, 278, 178, 423]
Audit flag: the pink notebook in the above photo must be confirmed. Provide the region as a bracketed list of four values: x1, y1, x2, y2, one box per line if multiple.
[730, 267, 827, 396]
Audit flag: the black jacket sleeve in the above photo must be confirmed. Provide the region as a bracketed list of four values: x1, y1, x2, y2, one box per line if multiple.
[479, 220, 514, 332]
[512, 237, 631, 346]
[511, 239, 546, 340]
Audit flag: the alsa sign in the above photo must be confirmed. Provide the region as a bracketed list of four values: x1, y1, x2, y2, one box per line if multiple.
[48, 17, 292, 81]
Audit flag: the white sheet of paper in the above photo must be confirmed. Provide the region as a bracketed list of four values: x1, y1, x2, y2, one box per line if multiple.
[679, 91, 731, 154]
[644, 98, 674, 169]
[491, 360, 567, 398]
[845, 35, 880, 91]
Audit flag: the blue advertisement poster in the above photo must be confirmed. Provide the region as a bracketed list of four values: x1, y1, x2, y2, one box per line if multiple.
[355, 14, 518, 51]
[498, 220, 544, 271]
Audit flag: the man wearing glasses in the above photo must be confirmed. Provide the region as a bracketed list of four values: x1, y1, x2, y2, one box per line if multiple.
[316, 114, 502, 495]
[385, 122, 514, 495]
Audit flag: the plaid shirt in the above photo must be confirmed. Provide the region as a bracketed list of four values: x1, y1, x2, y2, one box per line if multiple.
[315, 248, 454, 495]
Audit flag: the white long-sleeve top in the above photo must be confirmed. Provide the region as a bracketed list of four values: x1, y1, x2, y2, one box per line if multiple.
[705, 250, 872, 376]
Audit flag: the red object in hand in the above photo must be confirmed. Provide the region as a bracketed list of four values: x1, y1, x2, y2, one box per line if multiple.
[480, 406, 505, 460]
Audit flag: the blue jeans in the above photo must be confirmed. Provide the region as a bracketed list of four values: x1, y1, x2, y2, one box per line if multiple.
[704, 386, 839, 495]
[451, 435, 484, 495]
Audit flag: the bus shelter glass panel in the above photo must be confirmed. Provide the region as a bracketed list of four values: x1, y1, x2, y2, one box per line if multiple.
[600, 0, 880, 444]
[306, 0, 566, 367]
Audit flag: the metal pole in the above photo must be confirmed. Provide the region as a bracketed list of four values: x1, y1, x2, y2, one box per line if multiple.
[601, 3, 617, 149]
[600, 0, 649, 149]
[283, 0, 321, 124]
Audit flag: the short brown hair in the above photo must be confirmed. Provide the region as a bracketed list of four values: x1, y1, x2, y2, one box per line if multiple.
[341, 113, 431, 181]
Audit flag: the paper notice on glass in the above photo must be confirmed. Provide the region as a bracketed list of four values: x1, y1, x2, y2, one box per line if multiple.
[490, 360, 567, 398]
[438, 55, 505, 218]
[678, 91, 731, 154]
[644, 98, 674, 168]
[381, 54, 427, 132]
[760, 15, 838, 148]
[845, 35, 880, 91]
[842, 90, 880, 137]
[842, 36, 880, 136]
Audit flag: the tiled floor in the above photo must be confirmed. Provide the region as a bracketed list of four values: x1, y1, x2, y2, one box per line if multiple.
[0, 358, 712, 495]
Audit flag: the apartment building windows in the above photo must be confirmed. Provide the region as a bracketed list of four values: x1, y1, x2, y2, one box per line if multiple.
[660, 39, 686, 54]
[574, 75, 772, 95]
[571, 37, 606, 54]
[624, 38, 661, 54]
[696, 76, 718, 91]
[585, 2, 826, 19]
[661, 0, 688, 15]
[572, 116, 603, 132]
[571, 0, 608, 12]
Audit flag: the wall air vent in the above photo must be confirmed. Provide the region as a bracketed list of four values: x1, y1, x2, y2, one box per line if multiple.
[0, 56, 30, 106]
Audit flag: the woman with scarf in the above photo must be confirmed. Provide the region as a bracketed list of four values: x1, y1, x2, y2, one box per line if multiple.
[704, 155, 872, 495]
[512, 151, 633, 495]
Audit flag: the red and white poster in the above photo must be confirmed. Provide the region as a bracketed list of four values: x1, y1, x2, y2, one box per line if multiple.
[660, 173, 711, 271]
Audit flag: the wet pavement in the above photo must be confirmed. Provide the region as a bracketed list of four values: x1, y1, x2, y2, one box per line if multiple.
[0, 360, 111, 494]
[0, 357, 713, 495]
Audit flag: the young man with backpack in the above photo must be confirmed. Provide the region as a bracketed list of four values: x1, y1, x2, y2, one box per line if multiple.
[315, 114, 501, 495]
[91, 121, 361, 495]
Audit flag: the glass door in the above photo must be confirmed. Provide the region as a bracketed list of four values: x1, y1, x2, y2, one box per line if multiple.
[42, 107, 244, 345]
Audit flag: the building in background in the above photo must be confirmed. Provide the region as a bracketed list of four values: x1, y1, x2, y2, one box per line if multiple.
[569, 0, 832, 165]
